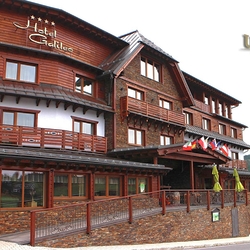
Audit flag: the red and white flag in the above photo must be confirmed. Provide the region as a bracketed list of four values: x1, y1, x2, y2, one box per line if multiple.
[220, 144, 230, 157]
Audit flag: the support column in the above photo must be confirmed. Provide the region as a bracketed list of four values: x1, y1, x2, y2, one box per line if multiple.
[190, 161, 194, 191]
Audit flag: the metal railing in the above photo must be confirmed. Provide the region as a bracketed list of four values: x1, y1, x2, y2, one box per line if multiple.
[0, 125, 107, 153]
[30, 189, 248, 246]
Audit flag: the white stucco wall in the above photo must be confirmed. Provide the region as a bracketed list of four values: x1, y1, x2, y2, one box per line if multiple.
[0, 96, 105, 136]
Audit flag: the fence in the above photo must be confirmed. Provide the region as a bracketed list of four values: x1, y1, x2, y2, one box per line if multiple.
[30, 189, 248, 246]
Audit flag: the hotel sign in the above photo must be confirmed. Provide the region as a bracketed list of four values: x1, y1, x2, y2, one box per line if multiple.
[13, 15, 73, 53]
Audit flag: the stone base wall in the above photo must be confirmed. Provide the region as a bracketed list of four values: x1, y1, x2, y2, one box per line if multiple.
[36, 204, 250, 248]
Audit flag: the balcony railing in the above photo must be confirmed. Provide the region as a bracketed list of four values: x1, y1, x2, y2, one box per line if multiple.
[0, 125, 107, 153]
[120, 96, 185, 125]
[194, 99, 210, 113]
[221, 159, 247, 170]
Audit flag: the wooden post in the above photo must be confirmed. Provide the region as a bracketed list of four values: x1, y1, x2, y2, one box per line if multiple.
[162, 190, 166, 215]
[190, 161, 194, 191]
[30, 211, 35, 246]
[128, 196, 133, 224]
[86, 203, 91, 234]
[207, 190, 210, 210]
[186, 191, 190, 213]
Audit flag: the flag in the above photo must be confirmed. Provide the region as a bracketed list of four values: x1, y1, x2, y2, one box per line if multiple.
[191, 139, 197, 149]
[198, 136, 208, 150]
[209, 139, 217, 150]
[182, 140, 192, 151]
[220, 144, 230, 157]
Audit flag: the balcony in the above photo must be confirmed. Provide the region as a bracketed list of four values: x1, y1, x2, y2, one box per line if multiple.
[120, 96, 185, 126]
[0, 125, 107, 153]
[221, 159, 247, 170]
[194, 99, 210, 113]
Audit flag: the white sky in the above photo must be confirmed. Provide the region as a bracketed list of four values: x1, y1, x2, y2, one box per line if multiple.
[30, 0, 250, 147]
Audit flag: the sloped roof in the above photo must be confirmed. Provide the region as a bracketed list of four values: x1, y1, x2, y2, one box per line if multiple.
[186, 125, 250, 149]
[99, 30, 177, 76]
[183, 71, 241, 105]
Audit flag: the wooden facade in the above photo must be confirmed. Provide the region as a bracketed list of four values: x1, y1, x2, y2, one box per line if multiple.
[0, 0, 250, 221]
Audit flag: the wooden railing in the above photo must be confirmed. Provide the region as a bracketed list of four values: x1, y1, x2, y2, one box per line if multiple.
[120, 96, 185, 125]
[30, 189, 248, 246]
[0, 125, 107, 153]
[194, 99, 210, 113]
[221, 159, 247, 170]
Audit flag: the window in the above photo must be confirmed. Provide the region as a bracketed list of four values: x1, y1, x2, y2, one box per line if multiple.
[160, 135, 172, 145]
[75, 75, 93, 95]
[6, 61, 37, 83]
[231, 127, 237, 138]
[219, 124, 226, 135]
[128, 128, 144, 146]
[204, 96, 209, 105]
[1, 170, 44, 208]
[202, 118, 210, 130]
[95, 176, 121, 197]
[159, 99, 172, 110]
[54, 174, 86, 197]
[128, 177, 148, 195]
[3, 111, 35, 127]
[184, 112, 193, 125]
[73, 119, 96, 135]
[231, 151, 239, 160]
[128, 87, 144, 100]
[141, 57, 160, 82]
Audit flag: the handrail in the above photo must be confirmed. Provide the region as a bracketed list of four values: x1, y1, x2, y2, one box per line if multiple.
[0, 124, 107, 153]
[30, 189, 248, 246]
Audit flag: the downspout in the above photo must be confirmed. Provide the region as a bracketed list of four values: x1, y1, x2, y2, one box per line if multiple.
[112, 73, 117, 149]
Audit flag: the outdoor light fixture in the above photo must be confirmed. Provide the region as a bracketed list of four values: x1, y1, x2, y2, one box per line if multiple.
[211, 208, 220, 222]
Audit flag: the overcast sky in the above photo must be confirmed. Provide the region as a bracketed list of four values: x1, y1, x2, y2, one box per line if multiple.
[30, 0, 250, 148]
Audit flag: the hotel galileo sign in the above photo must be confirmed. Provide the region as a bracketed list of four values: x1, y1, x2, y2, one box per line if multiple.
[13, 15, 73, 53]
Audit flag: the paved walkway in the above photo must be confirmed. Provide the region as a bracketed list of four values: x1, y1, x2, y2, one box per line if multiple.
[1, 235, 250, 249]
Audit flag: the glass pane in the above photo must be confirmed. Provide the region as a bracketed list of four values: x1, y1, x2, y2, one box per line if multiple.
[136, 130, 142, 145]
[128, 129, 135, 144]
[83, 122, 93, 135]
[128, 88, 136, 98]
[6, 62, 18, 80]
[74, 121, 80, 133]
[95, 177, 106, 196]
[72, 175, 86, 196]
[147, 60, 153, 79]
[54, 175, 68, 196]
[1, 170, 22, 208]
[84, 79, 92, 95]
[154, 64, 160, 81]
[128, 178, 136, 195]
[140, 58, 146, 76]
[75, 76, 82, 93]
[3, 112, 14, 125]
[20, 64, 36, 82]
[109, 177, 120, 196]
[17, 113, 34, 127]
[138, 178, 147, 193]
[24, 172, 44, 207]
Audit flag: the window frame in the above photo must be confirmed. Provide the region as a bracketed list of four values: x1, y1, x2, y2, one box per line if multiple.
[127, 86, 145, 101]
[128, 128, 145, 146]
[54, 173, 87, 199]
[140, 56, 161, 82]
[159, 98, 172, 110]
[72, 116, 98, 135]
[94, 175, 121, 197]
[75, 74, 94, 96]
[1, 107, 39, 127]
[219, 123, 226, 135]
[5, 60, 38, 83]
[202, 118, 211, 130]
[128, 177, 148, 195]
[160, 134, 173, 146]
[184, 111, 193, 125]
[231, 127, 237, 138]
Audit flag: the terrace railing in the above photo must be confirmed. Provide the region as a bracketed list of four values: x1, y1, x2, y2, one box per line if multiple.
[0, 125, 107, 153]
[30, 189, 248, 246]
